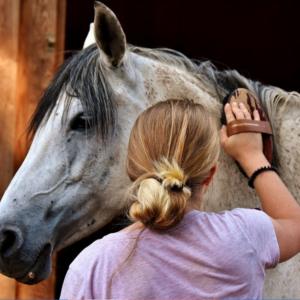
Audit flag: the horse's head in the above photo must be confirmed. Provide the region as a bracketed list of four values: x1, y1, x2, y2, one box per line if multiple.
[0, 2, 147, 284]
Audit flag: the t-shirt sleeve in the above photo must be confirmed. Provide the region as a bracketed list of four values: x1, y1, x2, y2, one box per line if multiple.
[231, 208, 280, 269]
[60, 267, 93, 300]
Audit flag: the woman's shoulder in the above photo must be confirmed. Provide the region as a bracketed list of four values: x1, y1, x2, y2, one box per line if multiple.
[173, 208, 262, 230]
[69, 230, 141, 272]
[185, 207, 268, 224]
[173, 208, 273, 243]
[61, 232, 136, 299]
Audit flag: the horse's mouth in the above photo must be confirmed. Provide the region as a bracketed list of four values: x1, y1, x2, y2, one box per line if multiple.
[16, 244, 52, 285]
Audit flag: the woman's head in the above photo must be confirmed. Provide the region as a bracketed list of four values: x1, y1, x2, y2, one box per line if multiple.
[126, 99, 220, 230]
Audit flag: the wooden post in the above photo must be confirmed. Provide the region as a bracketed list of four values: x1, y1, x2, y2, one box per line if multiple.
[55, 0, 67, 70]
[0, 0, 21, 298]
[0, 0, 66, 298]
[15, 0, 66, 298]
[14, 0, 62, 171]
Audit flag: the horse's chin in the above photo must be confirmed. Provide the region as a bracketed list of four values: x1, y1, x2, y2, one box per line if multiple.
[15, 244, 52, 285]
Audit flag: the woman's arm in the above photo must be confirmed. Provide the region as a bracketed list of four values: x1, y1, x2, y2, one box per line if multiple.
[220, 102, 300, 263]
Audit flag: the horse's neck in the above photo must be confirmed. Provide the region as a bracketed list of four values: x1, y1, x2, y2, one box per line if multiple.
[140, 59, 222, 119]
[260, 87, 300, 199]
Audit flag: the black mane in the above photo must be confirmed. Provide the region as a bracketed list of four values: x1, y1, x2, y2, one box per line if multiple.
[28, 44, 115, 140]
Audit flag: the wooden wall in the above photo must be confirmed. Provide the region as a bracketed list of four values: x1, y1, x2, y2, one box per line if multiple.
[0, 0, 66, 298]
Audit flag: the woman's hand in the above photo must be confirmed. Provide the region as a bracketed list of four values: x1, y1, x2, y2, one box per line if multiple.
[219, 102, 268, 176]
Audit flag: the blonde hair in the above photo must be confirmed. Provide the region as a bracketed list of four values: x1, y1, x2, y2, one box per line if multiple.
[126, 99, 220, 231]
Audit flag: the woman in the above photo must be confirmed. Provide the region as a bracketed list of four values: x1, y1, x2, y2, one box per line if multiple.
[60, 98, 300, 299]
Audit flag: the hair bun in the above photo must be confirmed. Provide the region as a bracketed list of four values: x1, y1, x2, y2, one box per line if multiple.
[128, 158, 191, 231]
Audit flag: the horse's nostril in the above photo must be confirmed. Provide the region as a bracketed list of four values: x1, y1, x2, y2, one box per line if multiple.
[0, 228, 22, 257]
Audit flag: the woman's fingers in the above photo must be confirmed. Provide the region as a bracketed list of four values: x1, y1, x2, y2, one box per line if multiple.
[253, 110, 260, 121]
[231, 102, 245, 119]
[219, 125, 228, 147]
[224, 103, 235, 123]
[239, 103, 251, 120]
[225, 102, 260, 123]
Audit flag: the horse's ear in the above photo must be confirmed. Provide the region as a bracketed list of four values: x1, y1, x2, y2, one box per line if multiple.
[94, 1, 126, 67]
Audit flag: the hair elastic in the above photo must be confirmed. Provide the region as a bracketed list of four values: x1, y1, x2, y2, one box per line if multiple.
[155, 178, 163, 184]
[154, 178, 187, 192]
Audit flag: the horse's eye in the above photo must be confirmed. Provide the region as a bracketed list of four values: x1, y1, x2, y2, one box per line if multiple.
[71, 113, 93, 132]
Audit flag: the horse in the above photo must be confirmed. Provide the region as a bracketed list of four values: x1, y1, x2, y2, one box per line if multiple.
[0, 2, 299, 298]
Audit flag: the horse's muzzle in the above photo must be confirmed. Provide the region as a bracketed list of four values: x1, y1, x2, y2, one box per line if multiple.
[0, 222, 52, 284]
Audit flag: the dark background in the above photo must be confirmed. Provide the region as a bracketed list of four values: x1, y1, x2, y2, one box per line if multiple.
[65, 0, 300, 92]
[56, 0, 300, 296]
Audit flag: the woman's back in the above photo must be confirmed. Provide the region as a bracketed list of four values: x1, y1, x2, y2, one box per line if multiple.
[61, 208, 279, 299]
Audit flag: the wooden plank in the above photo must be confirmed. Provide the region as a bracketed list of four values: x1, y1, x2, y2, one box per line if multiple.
[55, 0, 66, 70]
[0, 273, 16, 300]
[0, 0, 20, 195]
[14, 0, 59, 172]
[0, 0, 20, 298]
[12, 0, 66, 298]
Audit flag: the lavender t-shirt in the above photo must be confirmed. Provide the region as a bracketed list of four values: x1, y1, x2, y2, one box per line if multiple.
[60, 208, 279, 299]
